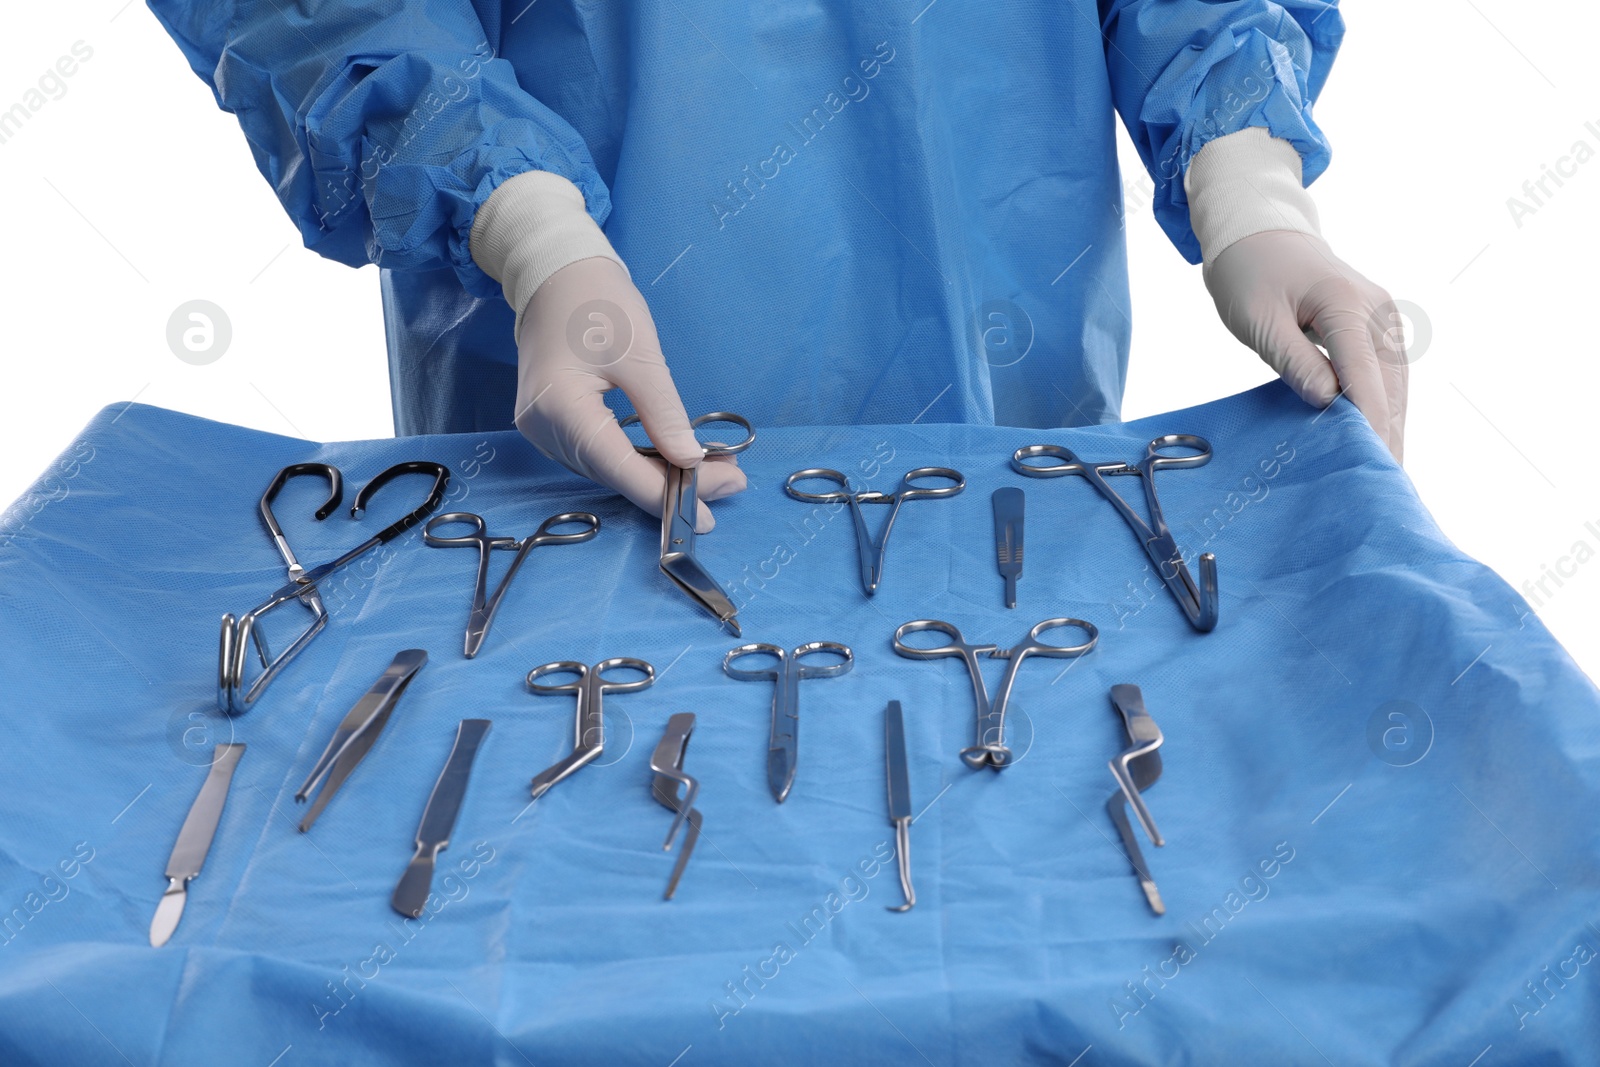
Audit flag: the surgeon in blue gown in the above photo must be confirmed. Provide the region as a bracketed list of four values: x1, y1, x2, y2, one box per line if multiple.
[149, 0, 1404, 532]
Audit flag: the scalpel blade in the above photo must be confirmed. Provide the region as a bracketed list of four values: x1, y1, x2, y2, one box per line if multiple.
[152, 743, 245, 946]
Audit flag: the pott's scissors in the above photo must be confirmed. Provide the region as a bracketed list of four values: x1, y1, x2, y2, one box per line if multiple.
[424, 510, 600, 658]
[1011, 435, 1217, 632]
[219, 461, 449, 713]
[893, 618, 1098, 769]
[784, 467, 964, 595]
[619, 412, 755, 635]
[723, 641, 853, 802]
[526, 658, 655, 799]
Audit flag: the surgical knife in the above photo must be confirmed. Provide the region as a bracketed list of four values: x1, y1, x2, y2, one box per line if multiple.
[392, 719, 490, 919]
[992, 487, 1024, 608]
[884, 701, 915, 912]
[151, 742, 245, 947]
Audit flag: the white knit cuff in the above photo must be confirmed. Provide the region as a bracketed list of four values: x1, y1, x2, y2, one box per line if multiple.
[469, 170, 627, 338]
[1184, 127, 1321, 266]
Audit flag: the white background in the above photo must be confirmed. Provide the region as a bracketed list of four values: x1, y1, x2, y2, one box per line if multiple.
[1, 3, 1595, 680]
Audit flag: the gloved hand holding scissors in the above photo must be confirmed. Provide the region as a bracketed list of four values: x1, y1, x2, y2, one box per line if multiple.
[472, 172, 747, 532]
[1186, 128, 1408, 462]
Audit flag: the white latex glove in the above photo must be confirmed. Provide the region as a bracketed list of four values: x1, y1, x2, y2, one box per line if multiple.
[1185, 128, 1408, 461]
[1203, 231, 1408, 461]
[470, 171, 745, 531]
[514, 256, 746, 532]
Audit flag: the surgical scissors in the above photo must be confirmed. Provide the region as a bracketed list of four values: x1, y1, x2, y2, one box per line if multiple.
[619, 412, 755, 635]
[526, 658, 655, 799]
[219, 461, 449, 713]
[424, 510, 600, 658]
[1011, 435, 1217, 632]
[723, 641, 853, 803]
[892, 618, 1098, 769]
[784, 467, 964, 595]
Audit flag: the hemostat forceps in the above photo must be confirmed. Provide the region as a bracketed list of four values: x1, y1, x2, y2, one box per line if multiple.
[1105, 684, 1166, 915]
[1011, 435, 1218, 632]
[619, 412, 754, 635]
[784, 467, 964, 595]
[893, 618, 1098, 769]
[219, 461, 449, 713]
[723, 641, 853, 803]
[526, 658, 655, 799]
[650, 712, 701, 900]
[424, 510, 600, 658]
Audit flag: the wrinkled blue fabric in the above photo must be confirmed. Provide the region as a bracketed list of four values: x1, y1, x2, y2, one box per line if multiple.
[1, 382, 1596, 1066]
[146, 1, 1342, 434]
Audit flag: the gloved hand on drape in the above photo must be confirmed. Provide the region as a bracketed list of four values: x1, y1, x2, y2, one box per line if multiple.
[472, 172, 746, 532]
[1186, 128, 1408, 461]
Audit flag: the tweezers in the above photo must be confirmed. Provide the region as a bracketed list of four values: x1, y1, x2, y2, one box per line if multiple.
[650, 712, 701, 900]
[1106, 683, 1165, 914]
[296, 649, 427, 832]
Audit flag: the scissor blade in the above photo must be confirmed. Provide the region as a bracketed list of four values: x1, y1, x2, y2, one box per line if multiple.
[767, 743, 797, 804]
[660, 553, 740, 635]
[884, 701, 912, 822]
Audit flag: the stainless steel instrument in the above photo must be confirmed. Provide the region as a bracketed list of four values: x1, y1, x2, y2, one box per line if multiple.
[649, 712, 701, 900]
[526, 658, 655, 799]
[893, 618, 1098, 769]
[1011, 435, 1218, 631]
[991, 487, 1024, 608]
[784, 467, 965, 596]
[150, 743, 245, 947]
[219, 461, 449, 712]
[884, 701, 915, 912]
[296, 649, 427, 832]
[424, 510, 600, 658]
[1106, 684, 1166, 915]
[723, 641, 853, 803]
[619, 412, 755, 635]
[393, 719, 491, 918]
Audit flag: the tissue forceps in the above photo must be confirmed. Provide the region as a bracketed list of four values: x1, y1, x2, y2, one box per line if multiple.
[892, 618, 1098, 769]
[723, 641, 853, 803]
[1011, 435, 1218, 632]
[424, 510, 600, 658]
[526, 658, 655, 799]
[784, 467, 964, 595]
[219, 461, 449, 713]
[619, 412, 755, 635]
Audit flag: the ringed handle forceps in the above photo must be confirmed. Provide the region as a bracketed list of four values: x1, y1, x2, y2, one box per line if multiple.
[893, 618, 1098, 769]
[526, 658, 655, 799]
[1011, 435, 1218, 632]
[783, 467, 964, 595]
[619, 412, 755, 635]
[219, 461, 449, 713]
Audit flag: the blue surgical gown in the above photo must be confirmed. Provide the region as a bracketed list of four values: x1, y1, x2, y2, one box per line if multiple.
[147, 1, 1342, 435]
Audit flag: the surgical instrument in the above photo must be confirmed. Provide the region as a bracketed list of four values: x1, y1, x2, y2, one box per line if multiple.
[1011, 435, 1217, 631]
[723, 641, 853, 803]
[424, 510, 600, 658]
[892, 618, 1098, 769]
[219, 460, 449, 713]
[1106, 684, 1166, 914]
[296, 650, 427, 832]
[619, 411, 754, 635]
[884, 701, 915, 912]
[150, 742, 244, 947]
[393, 718, 491, 919]
[649, 712, 701, 900]
[992, 487, 1024, 608]
[527, 658, 655, 799]
[784, 466, 964, 595]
